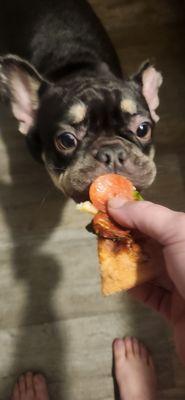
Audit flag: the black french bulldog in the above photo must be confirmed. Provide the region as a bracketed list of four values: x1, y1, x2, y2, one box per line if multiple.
[0, 0, 162, 202]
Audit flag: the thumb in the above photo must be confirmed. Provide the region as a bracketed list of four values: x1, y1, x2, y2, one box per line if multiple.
[108, 197, 178, 245]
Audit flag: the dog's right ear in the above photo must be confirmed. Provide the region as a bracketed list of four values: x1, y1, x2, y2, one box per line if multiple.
[0, 55, 46, 135]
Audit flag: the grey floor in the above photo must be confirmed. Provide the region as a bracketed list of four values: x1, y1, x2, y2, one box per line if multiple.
[0, 0, 185, 399]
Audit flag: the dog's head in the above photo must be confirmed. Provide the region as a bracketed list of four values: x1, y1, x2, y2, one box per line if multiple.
[0, 55, 162, 201]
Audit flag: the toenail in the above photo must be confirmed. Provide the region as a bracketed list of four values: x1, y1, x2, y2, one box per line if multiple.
[114, 338, 123, 351]
[124, 336, 130, 341]
[113, 338, 120, 346]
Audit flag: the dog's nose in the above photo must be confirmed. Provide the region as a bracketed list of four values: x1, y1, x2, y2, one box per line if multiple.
[95, 145, 125, 168]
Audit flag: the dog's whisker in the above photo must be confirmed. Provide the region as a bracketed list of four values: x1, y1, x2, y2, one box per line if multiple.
[47, 164, 65, 172]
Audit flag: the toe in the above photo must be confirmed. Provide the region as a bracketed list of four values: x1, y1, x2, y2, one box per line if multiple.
[18, 375, 26, 396]
[25, 372, 33, 389]
[11, 383, 20, 400]
[139, 342, 151, 364]
[25, 372, 35, 396]
[124, 337, 134, 357]
[113, 338, 126, 363]
[33, 374, 49, 400]
[132, 337, 140, 356]
[113, 339, 126, 386]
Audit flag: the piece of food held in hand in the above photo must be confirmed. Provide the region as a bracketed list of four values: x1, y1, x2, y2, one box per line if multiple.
[77, 174, 159, 296]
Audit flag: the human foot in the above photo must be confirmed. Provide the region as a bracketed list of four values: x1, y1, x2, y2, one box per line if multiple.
[11, 372, 50, 400]
[113, 337, 156, 400]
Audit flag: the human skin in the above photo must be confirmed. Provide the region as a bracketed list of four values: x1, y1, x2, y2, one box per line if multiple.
[108, 198, 185, 365]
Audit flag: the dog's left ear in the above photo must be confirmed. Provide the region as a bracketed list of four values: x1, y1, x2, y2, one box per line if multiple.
[133, 61, 163, 122]
[0, 55, 46, 135]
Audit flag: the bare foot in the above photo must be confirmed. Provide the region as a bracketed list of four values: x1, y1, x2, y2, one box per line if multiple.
[113, 337, 156, 400]
[11, 372, 50, 400]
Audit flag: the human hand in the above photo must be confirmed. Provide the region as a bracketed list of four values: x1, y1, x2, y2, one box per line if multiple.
[108, 198, 185, 364]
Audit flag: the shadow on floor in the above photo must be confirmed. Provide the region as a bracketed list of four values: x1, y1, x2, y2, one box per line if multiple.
[0, 106, 68, 399]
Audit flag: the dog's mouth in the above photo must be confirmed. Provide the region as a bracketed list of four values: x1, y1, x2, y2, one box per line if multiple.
[70, 188, 90, 203]
[46, 148, 156, 203]
[62, 170, 141, 204]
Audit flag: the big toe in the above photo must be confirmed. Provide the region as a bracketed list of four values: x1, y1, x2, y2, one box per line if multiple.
[113, 339, 126, 362]
[113, 338, 127, 381]
[33, 374, 49, 400]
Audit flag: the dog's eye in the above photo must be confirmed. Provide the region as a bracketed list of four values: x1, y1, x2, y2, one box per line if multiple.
[55, 132, 77, 151]
[127, 116, 152, 143]
[136, 122, 151, 141]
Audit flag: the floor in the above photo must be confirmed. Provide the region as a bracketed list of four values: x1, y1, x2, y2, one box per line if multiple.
[0, 0, 185, 399]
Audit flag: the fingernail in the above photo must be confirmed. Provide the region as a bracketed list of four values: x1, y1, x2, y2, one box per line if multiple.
[108, 196, 127, 209]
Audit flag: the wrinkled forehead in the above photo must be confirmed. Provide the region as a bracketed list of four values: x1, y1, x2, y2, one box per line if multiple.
[63, 81, 151, 127]
[39, 80, 151, 131]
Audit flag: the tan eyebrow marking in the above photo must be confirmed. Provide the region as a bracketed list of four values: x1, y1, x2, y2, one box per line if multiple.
[121, 98, 137, 115]
[68, 102, 87, 124]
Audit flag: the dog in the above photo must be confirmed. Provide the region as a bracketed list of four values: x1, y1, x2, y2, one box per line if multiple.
[0, 0, 162, 202]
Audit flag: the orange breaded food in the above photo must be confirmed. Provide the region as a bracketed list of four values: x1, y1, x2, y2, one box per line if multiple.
[77, 173, 158, 295]
[98, 238, 157, 295]
[90, 174, 157, 295]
